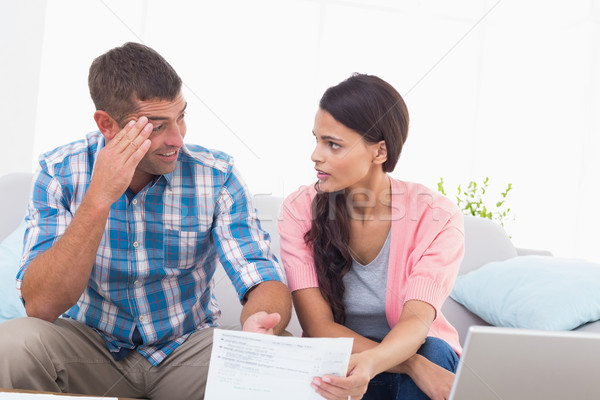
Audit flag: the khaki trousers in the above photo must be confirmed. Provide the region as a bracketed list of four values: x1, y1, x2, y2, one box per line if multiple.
[0, 317, 214, 400]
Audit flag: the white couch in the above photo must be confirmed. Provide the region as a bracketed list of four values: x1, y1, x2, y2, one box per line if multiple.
[2, 173, 599, 343]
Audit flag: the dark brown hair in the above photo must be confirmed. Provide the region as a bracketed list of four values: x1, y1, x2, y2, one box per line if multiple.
[304, 73, 409, 324]
[88, 42, 182, 125]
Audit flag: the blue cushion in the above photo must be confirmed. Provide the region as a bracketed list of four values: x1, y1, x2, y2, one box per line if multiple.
[450, 255, 600, 330]
[0, 221, 27, 323]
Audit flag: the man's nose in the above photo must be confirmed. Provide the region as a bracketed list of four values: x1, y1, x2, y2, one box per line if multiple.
[165, 123, 184, 148]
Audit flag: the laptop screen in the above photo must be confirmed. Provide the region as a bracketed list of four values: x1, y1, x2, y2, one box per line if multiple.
[449, 326, 600, 400]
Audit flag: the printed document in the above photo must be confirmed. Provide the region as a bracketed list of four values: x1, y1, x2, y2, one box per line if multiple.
[205, 329, 353, 399]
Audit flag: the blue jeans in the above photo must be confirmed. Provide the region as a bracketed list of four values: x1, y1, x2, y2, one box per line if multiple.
[362, 337, 459, 400]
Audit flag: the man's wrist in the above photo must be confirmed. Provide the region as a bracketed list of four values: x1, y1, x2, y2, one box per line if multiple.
[83, 184, 117, 213]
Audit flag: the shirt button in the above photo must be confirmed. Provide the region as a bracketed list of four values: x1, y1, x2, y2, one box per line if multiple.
[133, 241, 139, 248]
[132, 199, 138, 205]
[139, 316, 145, 322]
[134, 280, 140, 286]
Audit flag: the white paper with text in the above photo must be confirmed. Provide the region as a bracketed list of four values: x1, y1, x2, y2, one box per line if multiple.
[205, 329, 353, 400]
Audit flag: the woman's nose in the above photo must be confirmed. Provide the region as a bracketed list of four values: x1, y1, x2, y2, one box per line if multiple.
[310, 145, 322, 163]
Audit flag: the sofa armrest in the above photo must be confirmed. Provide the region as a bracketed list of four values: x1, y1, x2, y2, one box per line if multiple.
[0, 172, 34, 242]
[574, 319, 600, 334]
[516, 248, 553, 256]
[441, 297, 490, 347]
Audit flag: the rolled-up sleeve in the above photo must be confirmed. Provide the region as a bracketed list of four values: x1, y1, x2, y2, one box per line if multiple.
[212, 167, 285, 302]
[17, 168, 72, 300]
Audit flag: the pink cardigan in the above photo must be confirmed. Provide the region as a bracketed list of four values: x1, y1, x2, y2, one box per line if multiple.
[277, 177, 465, 355]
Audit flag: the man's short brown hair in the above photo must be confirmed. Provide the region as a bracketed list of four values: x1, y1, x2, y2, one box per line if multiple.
[88, 42, 182, 126]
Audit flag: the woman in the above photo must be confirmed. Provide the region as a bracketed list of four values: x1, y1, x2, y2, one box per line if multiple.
[278, 74, 464, 400]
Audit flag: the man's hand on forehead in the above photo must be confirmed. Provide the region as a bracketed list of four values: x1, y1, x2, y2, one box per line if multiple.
[87, 117, 153, 209]
[117, 117, 152, 145]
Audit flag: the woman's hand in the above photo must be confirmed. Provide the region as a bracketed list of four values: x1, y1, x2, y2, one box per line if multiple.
[311, 352, 375, 400]
[404, 354, 455, 400]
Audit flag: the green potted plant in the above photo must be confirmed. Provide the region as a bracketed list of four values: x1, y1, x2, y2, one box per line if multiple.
[437, 177, 513, 234]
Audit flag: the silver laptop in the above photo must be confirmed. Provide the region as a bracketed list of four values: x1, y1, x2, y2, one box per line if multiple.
[449, 326, 600, 400]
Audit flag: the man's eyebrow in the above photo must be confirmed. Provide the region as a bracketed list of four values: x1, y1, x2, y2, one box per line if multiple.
[147, 102, 188, 121]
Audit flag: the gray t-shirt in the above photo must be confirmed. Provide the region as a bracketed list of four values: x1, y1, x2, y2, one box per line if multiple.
[342, 230, 391, 342]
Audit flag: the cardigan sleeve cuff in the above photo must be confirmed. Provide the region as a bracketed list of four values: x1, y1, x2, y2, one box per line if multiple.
[285, 263, 319, 292]
[403, 277, 448, 318]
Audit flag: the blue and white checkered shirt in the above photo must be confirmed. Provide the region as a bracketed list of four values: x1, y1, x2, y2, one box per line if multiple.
[17, 131, 285, 366]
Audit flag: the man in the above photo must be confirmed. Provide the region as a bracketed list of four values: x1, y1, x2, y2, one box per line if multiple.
[0, 42, 291, 399]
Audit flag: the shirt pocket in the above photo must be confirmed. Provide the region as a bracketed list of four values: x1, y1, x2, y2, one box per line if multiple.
[163, 229, 199, 270]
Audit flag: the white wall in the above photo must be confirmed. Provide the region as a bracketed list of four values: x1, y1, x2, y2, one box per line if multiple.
[0, 0, 46, 175]
[1, 0, 598, 262]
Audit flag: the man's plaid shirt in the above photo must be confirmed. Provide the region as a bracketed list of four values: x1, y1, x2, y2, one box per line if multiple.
[17, 131, 285, 365]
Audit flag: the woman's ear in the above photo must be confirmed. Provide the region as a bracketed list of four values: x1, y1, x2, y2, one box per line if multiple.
[373, 140, 388, 165]
[93, 110, 120, 140]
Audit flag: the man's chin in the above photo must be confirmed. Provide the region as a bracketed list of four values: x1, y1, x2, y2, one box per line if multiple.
[141, 163, 177, 177]
[157, 165, 177, 176]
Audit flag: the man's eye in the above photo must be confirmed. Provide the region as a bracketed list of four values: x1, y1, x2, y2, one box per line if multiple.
[153, 124, 164, 132]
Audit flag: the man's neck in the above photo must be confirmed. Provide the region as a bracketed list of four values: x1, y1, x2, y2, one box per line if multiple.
[129, 173, 155, 194]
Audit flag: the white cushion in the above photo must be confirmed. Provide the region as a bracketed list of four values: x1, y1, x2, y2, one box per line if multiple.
[460, 215, 517, 275]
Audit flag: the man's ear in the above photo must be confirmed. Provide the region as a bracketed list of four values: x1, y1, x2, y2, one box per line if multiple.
[373, 140, 388, 165]
[93, 110, 120, 140]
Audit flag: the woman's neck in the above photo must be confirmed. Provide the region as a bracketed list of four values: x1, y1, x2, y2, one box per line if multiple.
[345, 172, 391, 220]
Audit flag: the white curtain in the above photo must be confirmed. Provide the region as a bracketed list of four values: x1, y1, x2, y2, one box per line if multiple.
[5, 0, 599, 261]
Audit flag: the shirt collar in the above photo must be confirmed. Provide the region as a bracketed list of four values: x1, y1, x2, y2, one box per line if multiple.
[159, 144, 190, 189]
[161, 170, 174, 188]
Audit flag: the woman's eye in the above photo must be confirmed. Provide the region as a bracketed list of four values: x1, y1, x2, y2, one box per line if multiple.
[329, 142, 341, 150]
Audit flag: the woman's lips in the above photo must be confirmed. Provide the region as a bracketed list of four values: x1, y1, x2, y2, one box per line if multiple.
[316, 171, 330, 180]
